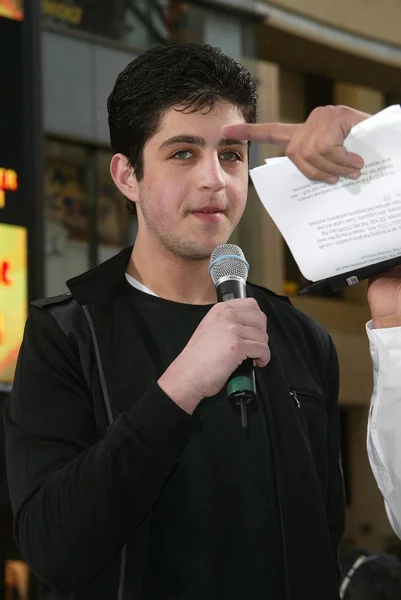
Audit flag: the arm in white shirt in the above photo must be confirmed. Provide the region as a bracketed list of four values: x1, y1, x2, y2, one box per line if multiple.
[367, 321, 401, 538]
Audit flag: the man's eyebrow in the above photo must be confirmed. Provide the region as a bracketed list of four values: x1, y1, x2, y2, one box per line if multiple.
[218, 138, 248, 147]
[159, 135, 248, 150]
[159, 135, 205, 149]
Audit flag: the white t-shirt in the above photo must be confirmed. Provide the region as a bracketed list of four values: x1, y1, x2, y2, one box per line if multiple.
[125, 273, 159, 297]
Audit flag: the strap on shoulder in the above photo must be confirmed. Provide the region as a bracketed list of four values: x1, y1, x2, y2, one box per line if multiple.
[30, 292, 73, 309]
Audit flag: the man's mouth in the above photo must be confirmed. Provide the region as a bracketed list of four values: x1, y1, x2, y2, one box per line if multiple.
[190, 207, 225, 214]
[189, 207, 225, 221]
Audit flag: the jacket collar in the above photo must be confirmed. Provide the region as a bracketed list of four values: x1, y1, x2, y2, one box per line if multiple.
[65, 245, 288, 307]
[66, 246, 133, 305]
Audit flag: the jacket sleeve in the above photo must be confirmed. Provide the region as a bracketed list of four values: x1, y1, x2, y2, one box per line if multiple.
[4, 306, 196, 591]
[324, 336, 346, 571]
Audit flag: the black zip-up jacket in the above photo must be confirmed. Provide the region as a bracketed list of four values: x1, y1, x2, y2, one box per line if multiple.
[4, 247, 345, 600]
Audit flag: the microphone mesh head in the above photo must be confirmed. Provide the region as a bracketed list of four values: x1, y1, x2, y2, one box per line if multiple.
[209, 244, 249, 286]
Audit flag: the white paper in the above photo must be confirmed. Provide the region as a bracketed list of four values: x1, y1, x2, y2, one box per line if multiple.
[250, 105, 401, 282]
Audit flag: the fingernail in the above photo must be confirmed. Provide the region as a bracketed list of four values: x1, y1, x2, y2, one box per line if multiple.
[326, 176, 338, 184]
[348, 171, 360, 180]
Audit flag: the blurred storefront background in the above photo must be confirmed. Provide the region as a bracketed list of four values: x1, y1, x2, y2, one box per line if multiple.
[2, 0, 401, 597]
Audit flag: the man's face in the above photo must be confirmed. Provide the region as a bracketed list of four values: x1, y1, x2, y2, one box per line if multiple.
[134, 102, 249, 260]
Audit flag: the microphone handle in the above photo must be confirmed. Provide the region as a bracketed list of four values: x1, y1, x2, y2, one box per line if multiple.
[216, 278, 256, 407]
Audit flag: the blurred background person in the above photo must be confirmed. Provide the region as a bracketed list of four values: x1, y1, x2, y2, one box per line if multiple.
[340, 548, 401, 600]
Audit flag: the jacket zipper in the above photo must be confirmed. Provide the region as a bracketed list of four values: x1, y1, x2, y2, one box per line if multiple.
[289, 389, 300, 408]
[290, 388, 326, 411]
[82, 304, 127, 600]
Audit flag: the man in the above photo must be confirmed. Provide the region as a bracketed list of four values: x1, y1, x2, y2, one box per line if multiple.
[4, 44, 345, 600]
[224, 105, 401, 541]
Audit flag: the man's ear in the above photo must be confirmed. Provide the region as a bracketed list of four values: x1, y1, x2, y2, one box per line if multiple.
[110, 154, 139, 208]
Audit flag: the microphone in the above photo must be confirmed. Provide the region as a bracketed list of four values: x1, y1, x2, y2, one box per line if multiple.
[209, 244, 256, 428]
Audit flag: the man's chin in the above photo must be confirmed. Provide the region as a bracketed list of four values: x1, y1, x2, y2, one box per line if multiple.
[163, 227, 234, 261]
[174, 242, 228, 262]
[197, 237, 232, 258]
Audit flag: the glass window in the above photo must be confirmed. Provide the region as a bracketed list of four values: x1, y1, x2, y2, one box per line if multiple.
[45, 158, 88, 241]
[41, 1, 259, 51]
[44, 141, 136, 296]
[41, 0, 206, 48]
[44, 140, 91, 296]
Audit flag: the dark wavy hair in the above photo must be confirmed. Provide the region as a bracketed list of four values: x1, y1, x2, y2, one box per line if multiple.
[107, 43, 258, 215]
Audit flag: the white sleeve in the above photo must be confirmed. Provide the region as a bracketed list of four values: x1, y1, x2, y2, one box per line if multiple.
[366, 320, 401, 539]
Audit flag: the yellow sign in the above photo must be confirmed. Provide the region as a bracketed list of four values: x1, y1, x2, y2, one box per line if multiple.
[0, 167, 18, 210]
[0, 223, 27, 384]
[0, 0, 23, 21]
[42, 0, 83, 26]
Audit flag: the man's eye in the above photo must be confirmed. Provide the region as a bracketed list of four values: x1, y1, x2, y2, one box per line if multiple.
[172, 150, 193, 160]
[221, 151, 241, 162]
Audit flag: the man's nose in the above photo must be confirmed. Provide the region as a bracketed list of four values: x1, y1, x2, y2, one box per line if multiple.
[196, 155, 226, 192]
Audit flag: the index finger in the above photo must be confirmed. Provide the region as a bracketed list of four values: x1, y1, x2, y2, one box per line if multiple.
[221, 122, 300, 145]
[219, 297, 261, 311]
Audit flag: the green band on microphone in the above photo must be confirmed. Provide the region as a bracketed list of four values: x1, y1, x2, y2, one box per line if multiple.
[227, 375, 256, 399]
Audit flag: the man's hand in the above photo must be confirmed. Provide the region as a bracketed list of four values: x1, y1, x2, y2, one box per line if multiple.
[158, 298, 270, 414]
[368, 269, 401, 329]
[222, 105, 369, 184]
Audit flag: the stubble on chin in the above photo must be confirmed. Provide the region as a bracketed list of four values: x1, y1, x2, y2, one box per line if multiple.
[139, 201, 233, 261]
